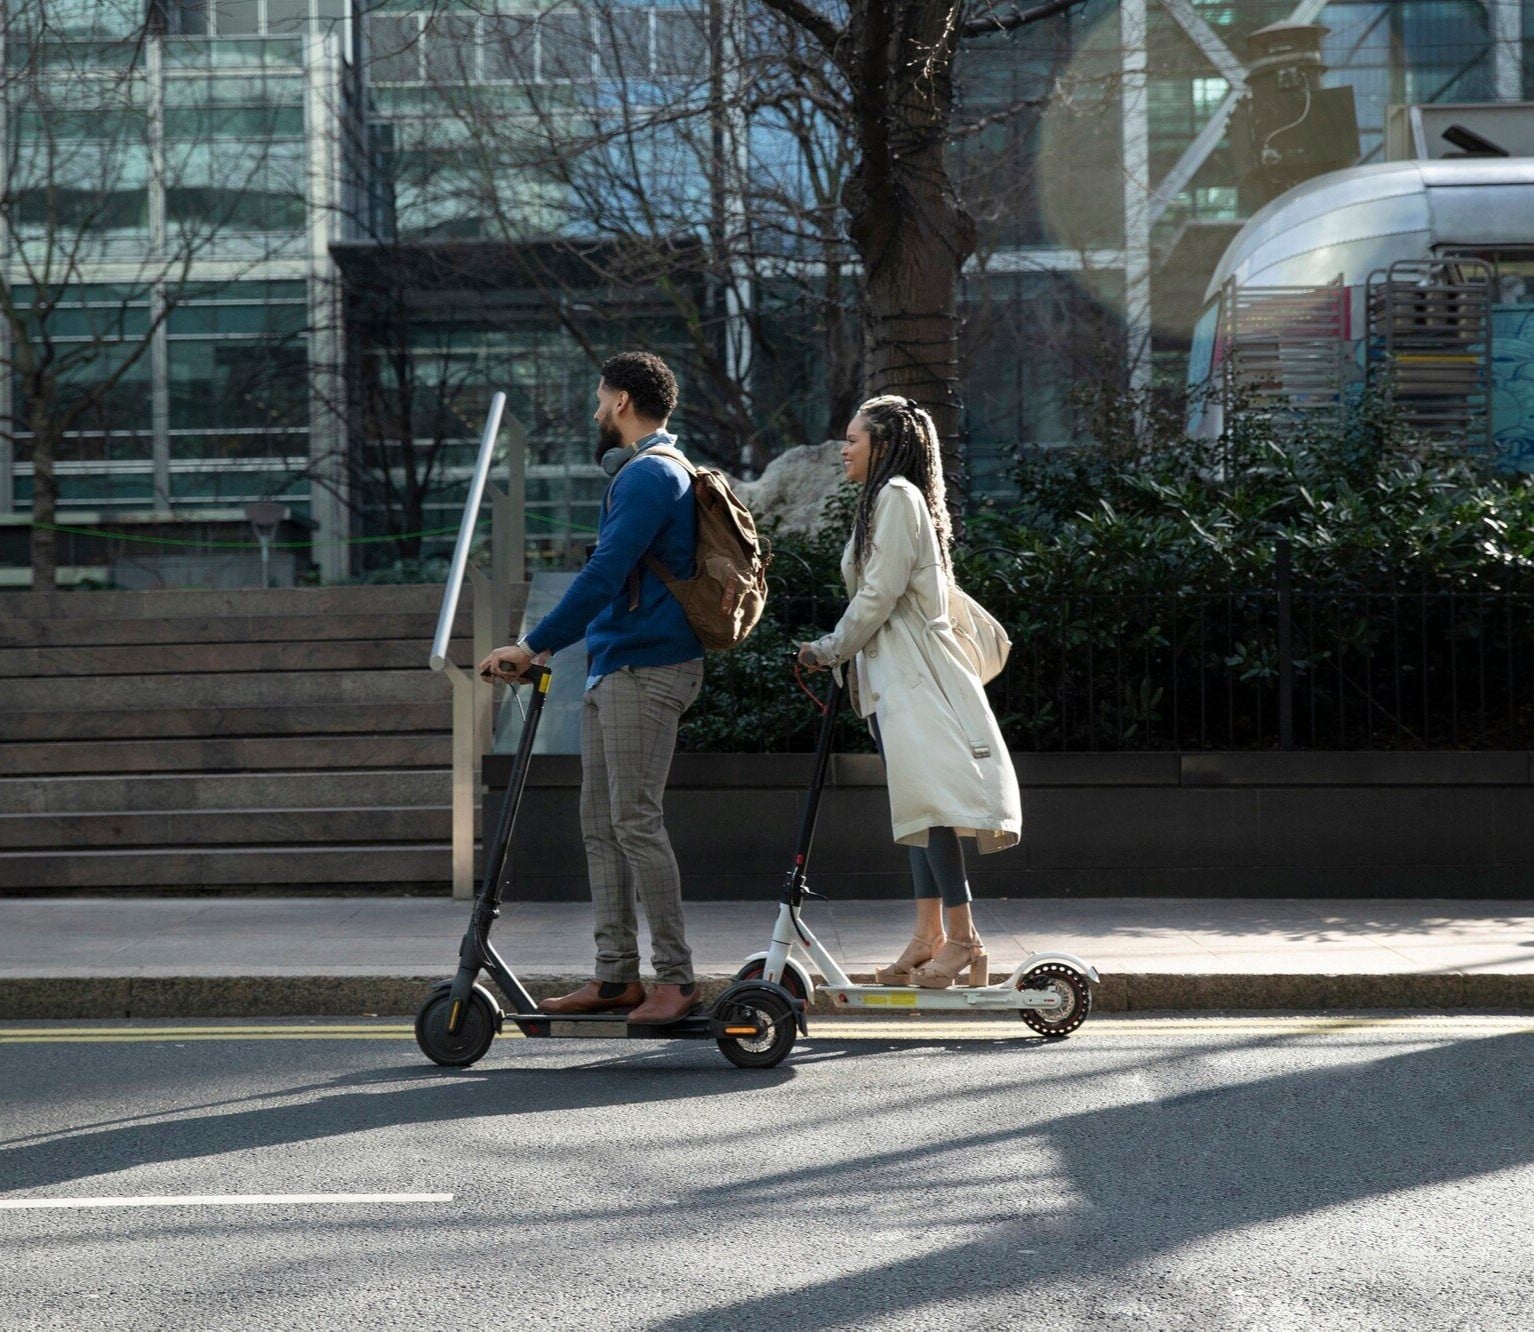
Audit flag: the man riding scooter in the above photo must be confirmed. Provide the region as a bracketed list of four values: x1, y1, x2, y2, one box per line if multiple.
[478, 352, 705, 1027]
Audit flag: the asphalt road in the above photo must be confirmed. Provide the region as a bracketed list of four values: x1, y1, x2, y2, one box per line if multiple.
[3, 1015, 1533, 1331]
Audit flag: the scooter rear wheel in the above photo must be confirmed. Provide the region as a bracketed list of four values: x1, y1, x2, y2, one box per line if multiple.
[415, 985, 499, 1067]
[714, 986, 796, 1070]
[1018, 962, 1091, 1038]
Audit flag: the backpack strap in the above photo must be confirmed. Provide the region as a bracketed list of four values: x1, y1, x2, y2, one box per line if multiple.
[606, 443, 694, 606]
[643, 443, 697, 476]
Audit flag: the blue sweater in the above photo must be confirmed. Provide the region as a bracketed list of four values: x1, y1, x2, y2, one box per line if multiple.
[524, 437, 702, 677]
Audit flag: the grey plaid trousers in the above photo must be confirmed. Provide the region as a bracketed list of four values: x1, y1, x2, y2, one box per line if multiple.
[580, 659, 705, 984]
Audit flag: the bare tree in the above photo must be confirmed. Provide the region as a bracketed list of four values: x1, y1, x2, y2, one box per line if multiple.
[330, 0, 1097, 541]
[301, 244, 510, 570]
[751, 0, 1092, 489]
[0, 0, 296, 587]
[350, 1, 870, 478]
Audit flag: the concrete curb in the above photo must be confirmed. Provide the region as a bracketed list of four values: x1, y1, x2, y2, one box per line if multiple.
[5, 972, 1534, 1020]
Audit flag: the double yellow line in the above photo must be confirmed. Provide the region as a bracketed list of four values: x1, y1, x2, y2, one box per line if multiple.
[0, 1025, 417, 1044]
[2, 1015, 1532, 1044]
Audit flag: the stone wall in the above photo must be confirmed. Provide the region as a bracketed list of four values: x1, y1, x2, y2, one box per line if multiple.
[487, 750, 1534, 900]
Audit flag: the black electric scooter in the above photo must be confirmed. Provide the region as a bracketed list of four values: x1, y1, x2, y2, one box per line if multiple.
[413, 663, 804, 1070]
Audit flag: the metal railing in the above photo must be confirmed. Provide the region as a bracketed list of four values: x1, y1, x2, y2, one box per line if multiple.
[974, 573, 1534, 754]
[430, 392, 528, 897]
[678, 543, 1534, 755]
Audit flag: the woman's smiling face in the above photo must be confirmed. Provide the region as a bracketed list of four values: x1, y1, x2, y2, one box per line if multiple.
[842, 415, 878, 485]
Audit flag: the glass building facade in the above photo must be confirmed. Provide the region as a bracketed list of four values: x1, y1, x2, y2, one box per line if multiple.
[1, 0, 1529, 583]
[0, 0, 353, 582]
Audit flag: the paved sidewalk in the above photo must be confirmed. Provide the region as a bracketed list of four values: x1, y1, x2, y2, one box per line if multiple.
[4, 896, 1534, 1018]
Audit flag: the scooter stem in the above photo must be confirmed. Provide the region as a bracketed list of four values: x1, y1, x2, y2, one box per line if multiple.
[788, 673, 844, 898]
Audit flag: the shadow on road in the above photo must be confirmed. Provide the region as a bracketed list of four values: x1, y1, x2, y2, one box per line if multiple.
[650, 1029, 1534, 1328]
[0, 1057, 791, 1194]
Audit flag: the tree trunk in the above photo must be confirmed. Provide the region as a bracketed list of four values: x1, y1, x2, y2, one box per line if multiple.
[28, 402, 58, 592]
[854, 148, 973, 486]
[844, 30, 975, 498]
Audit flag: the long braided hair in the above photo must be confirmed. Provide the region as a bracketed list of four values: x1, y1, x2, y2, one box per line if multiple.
[849, 394, 953, 574]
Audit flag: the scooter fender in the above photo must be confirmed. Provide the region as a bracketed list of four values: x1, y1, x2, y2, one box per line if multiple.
[712, 978, 809, 1037]
[427, 976, 505, 1033]
[736, 950, 816, 1005]
[1004, 952, 1101, 987]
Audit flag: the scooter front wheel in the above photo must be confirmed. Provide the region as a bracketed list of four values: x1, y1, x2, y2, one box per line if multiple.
[415, 984, 500, 1067]
[732, 959, 808, 1002]
[1018, 962, 1091, 1038]
[714, 985, 796, 1070]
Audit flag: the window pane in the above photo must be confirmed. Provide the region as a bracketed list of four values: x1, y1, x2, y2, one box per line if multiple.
[168, 338, 308, 432]
[16, 341, 156, 434]
[167, 0, 210, 36]
[603, 10, 650, 79]
[653, 10, 707, 78]
[425, 14, 477, 81]
[53, 431, 156, 463]
[368, 14, 420, 82]
[540, 10, 595, 81]
[217, 0, 261, 35]
[39, 0, 145, 39]
[168, 433, 308, 461]
[164, 103, 305, 136]
[484, 13, 538, 79]
[168, 466, 308, 501]
[268, 0, 312, 32]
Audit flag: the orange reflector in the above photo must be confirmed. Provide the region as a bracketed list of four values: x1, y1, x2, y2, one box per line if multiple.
[723, 1026, 759, 1036]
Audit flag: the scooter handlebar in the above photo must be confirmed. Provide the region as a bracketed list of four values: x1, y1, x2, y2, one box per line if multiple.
[492, 660, 551, 688]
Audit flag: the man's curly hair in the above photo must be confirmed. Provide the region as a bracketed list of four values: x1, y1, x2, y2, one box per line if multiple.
[600, 351, 679, 423]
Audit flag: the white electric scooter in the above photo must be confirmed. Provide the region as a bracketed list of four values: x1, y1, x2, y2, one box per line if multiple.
[734, 663, 1099, 1036]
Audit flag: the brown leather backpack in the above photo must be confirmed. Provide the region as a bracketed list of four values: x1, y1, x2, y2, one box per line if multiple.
[619, 444, 772, 651]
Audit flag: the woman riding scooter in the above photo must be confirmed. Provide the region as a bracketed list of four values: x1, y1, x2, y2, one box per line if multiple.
[798, 395, 1021, 989]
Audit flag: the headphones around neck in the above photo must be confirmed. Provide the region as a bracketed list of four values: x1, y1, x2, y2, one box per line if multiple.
[600, 441, 638, 477]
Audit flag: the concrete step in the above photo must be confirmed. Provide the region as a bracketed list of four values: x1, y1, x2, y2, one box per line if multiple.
[0, 670, 451, 712]
[0, 703, 453, 743]
[0, 844, 451, 889]
[0, 638, 475, 679]
[0, 584, 456, 621]
[0, 768, 451, 814]
[0, 612, 465, 650]
[0, 580, 501, 895]
[0, 735, 452, 776]
[0, 806, 451, 849]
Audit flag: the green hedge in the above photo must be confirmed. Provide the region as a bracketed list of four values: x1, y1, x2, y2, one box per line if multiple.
[682, 401, 1534, 753]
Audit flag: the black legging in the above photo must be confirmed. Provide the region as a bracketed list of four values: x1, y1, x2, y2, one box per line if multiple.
[869, 716, 973, 909]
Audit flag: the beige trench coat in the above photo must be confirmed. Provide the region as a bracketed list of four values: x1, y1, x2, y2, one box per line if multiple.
[809, 477, 1021, 853]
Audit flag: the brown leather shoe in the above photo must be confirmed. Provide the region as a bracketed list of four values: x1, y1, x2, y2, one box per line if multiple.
[539, 980, 644, 1015]
[626, 983, 700, 1025]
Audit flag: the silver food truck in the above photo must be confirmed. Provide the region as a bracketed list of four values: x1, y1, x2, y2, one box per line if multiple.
[1186, 156, 1534, 468]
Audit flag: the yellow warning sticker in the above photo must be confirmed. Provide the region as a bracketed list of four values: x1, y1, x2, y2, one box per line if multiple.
[859, 992, 918, 1007]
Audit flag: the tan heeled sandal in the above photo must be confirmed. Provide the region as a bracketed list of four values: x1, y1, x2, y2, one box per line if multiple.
[874, 936, 942, 986]
[910, 938, 989, 989]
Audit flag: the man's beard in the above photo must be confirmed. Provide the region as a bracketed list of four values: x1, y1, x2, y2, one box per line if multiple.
[594, 418, 623, 464]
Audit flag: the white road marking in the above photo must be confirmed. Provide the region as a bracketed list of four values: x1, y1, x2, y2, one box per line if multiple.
[0, 1193, 453, 1210]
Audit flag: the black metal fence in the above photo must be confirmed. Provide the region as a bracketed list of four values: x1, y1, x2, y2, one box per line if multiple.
[685, 543, 1534, 753]
[985, 575, 1534, 753]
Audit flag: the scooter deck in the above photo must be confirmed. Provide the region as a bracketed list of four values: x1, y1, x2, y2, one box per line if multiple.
[824, 983, 1066, 1012]
[510, 1009, 719, 1041]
